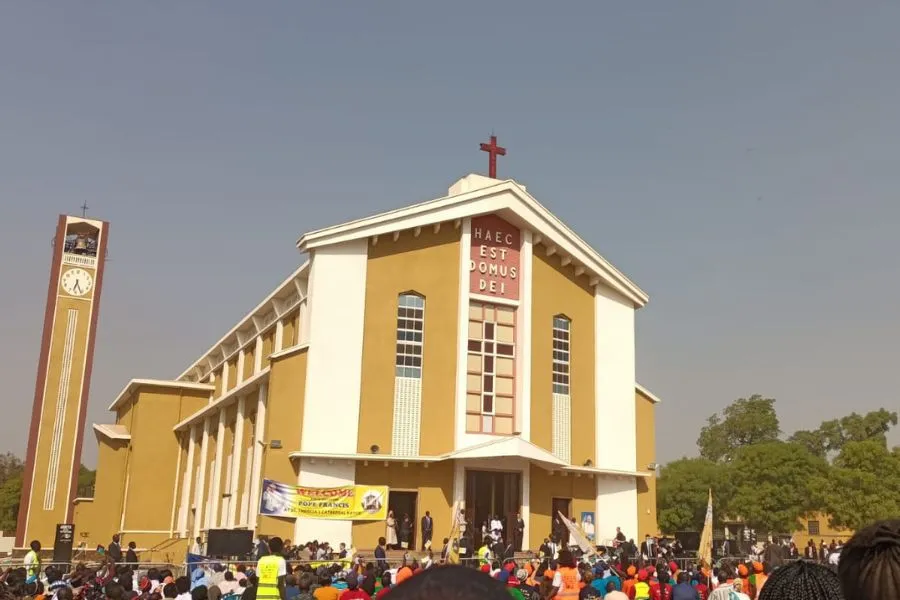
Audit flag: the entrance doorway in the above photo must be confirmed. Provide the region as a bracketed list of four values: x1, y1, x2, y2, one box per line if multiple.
[388, 491, 417, 550]
[551, 497, 572, 546]
[465, 470, 521, 546]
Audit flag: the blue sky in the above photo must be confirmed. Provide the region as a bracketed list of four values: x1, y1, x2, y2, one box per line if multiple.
[2, 2, 899, 466]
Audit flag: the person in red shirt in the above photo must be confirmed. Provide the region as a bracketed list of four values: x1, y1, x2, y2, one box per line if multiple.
[340, 577, 370, 600]
[649, 569, 672, 600]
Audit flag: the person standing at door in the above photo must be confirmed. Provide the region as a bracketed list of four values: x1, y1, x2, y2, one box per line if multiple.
[515, 513, 526, 552]
[385, 511, 398, 550]
[421, 511, 434, 550]
[399, 513, 413, 550]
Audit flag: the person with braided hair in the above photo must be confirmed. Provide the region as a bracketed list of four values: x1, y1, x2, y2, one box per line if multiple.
[837, 518, 900, 600]
[757, 561, 843, 600]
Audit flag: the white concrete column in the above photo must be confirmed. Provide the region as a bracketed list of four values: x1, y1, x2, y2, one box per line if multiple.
[208, 373, 216, 404]
[521, 465, 531, 550]
[299, 299, 310, 345]
[192, 418, 211, 540]
[248, 383, 268, 530]
[517, 229, 533, 440]
[237, 349, 246, 385]
[210, 410, 227, 527]
[275, 320, 285, 352]
[453, 218, 472, 450]
[227, 397, 246, 527]
[178, 426, 198, 535]
[254, 336, 263, 374]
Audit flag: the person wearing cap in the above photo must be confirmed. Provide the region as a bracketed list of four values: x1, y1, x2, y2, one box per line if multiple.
[621, 566, 637, 599]
[633, 570, 651, 600]
[747, 562, 766, 600]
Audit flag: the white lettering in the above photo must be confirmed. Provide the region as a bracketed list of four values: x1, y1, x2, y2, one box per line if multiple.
[479, 261, 488, 274]
[479, 245, 488, 258]
[510, 266, 518, 279]
[469, 259, 476, 271]
[499, 248, 508, 260]
[474, 228, 483, 240]
[479, 278, 487, 291]
[504, 233, 513, 245]
[489, 280, 497, 293]
[500, 282, 506, 294]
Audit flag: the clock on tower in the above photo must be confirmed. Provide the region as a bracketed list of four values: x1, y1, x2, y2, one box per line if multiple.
[16, 215, 109, 548]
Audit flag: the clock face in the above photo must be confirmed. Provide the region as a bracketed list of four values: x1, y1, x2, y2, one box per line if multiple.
[60, 268, 94, 297]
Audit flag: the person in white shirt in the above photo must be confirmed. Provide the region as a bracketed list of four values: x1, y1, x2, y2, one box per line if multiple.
[218, 571, 240, 596]
[490, 515, 504, 543]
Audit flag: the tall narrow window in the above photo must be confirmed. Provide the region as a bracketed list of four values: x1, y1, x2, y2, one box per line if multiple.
[552, 316, 571, 394]
[395, 294, 425, 378]
[466, 302, 516, 434]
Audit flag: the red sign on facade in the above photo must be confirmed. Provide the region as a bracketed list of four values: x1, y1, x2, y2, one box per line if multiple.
[469, 215, 521, 300]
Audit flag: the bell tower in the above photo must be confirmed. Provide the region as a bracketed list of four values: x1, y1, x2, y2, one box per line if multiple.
[16, 215, 109, 547]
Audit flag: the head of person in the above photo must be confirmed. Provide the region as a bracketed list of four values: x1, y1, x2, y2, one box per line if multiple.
[677, 572, 688, 585]
[380, 572, 392, 589]
[105, 582, 125, 600]
[191, 586, 208, 600]
[163, 583, 178, 599]
[386, 566, 510, 600]
[30, 540, 41, 552]
[557, 550, 576, 569]
[175, 576, 190, 595]
[378, 537, 386, 547]
[758, 561, 843, 600]
[268, 537, 284, 555]
[838, 519, 900, 600]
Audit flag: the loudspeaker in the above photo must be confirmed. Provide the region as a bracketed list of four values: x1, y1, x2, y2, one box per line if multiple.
[206, 529, 254, 557]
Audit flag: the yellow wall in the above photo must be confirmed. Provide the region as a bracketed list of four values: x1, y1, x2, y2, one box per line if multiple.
[25, 292, 97, 545]
[76, 437, 129, 545]
[120, 387, 208, 535]
[529, 465, 595, 551]
[353, 461, 454, 549]
[243, 344, 256, 381]
[635, 388, 658, 537]
[530, 251, 596, 463]
[257, 348, 307, 537]
[358, 226, 461, 456]
[282, 310, 299, 347]
[262, 332, 274, 370]
[226, 358, 238, 392]
[793, 513, 853, 548]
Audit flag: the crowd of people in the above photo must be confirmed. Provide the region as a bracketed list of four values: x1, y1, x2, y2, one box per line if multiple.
[2, 519, 897, 600]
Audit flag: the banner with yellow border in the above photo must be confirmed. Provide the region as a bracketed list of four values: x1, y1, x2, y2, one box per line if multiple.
[259, 479, 388, 520]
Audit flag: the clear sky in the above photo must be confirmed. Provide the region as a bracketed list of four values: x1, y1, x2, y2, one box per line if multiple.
[2, 3, 899, 467]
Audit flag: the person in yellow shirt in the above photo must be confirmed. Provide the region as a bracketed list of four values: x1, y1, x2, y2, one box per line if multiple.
[256, 537, 287, 600]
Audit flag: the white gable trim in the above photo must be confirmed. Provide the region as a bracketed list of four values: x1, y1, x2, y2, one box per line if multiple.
[296, 178, 648, 307]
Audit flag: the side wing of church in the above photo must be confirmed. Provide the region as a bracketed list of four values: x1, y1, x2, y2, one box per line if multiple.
[73, 174, 661, 554]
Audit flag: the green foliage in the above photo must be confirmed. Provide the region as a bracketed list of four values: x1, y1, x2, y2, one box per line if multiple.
[78, 465, 96, 496]
[657, 458, 730, 532]
[0, 453, 23, 534]
[659, 398, 898, 536]
[697, 395, 781, 462]
[789, 410, 898, 457]
[819, 441, 900, 531]
[726, 441, 828, 533]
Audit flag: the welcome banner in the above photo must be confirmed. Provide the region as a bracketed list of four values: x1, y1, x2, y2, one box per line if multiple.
[259, 479, 389, 520]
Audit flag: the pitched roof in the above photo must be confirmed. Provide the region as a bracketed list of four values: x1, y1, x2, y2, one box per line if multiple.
[297, 175, 648, 307]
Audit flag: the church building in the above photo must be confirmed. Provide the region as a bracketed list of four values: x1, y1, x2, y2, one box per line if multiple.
[68, 171, 660, 555]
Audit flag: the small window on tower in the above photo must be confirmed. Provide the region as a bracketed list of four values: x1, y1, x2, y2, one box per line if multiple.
[395, 293, 425, 378]
[807, 520, 820, 536]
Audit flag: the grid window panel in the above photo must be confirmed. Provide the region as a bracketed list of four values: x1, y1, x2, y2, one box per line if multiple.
[552, 316, 571, 394]
[395, 294, 425, 378]
[466, 302, 516, 434]
[807, 521, 820, 536]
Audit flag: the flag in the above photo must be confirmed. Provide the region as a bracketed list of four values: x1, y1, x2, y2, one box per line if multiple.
[558, 512, 596, 556]
[698, 489, 713, 568]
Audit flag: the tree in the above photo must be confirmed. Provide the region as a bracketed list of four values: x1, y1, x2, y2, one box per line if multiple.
[697, 395, 781, 462]
[725, 441, 828, 534]
[789, 410, 898, 457]
[819, 440, 900, 531]
[657, 458, 732, 533]
[0, 471, 21, 534]
[77, 465, 96, 497]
